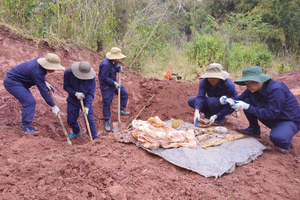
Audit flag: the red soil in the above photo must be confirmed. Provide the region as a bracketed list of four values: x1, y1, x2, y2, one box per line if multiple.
[0, 26, 299, 200]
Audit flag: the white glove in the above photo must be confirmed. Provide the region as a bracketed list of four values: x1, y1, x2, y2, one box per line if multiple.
[209, 115, 218, 123]
[114, 81, 120, 88]
[82, 107, 89, 116]
[194, 109, 200, 124]
[75, 92, 85, 100]
[231, 101, 250, 110]
[52, 105, 60, 115]
[220, 96, 228, 105]
[45, 82, 55, 93]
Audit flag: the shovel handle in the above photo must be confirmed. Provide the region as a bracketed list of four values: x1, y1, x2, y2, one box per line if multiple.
[48, 91, 72, 145]
[80, 100, 93, 141]
[118, 72, 121, 123]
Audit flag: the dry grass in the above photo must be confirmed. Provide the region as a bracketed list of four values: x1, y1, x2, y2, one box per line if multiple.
[0, 22, 68, 51]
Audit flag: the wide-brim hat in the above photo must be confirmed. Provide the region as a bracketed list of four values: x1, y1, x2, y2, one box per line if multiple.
[71, 61, 96, 80]
[234, 66, 272, 85]
[200, 63, 227, 80]
[106, 47, 126, 60]
[37, 53, 65, 70]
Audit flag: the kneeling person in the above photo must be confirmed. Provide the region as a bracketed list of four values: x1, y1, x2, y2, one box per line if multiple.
[63, 61, 98, 140]
[232, 66, 300, 153]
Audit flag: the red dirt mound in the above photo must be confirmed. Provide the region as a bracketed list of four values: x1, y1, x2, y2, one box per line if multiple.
[0, 26, 299, 199]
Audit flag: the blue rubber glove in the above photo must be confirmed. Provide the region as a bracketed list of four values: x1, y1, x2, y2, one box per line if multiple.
[209, 115, 217, 123]
[45, 82, 55, 93]
[75, 92, 85, 100]
[194, 110, 201, 127]
[118, 66, 122, 72]
[82, 107, 89, 116]
[231, 101, 250, 110]
[219, 96, 228, 105]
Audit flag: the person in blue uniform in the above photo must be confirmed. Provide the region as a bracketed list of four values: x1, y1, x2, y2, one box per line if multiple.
[98, 47, 129, 131]
[229, 66, 300, 153]
[188, 63, 237, 125]
[63, 61, 98, 140]
[4, 53, 65, 134]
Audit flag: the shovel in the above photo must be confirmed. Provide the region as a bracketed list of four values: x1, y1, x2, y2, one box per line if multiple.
[48, 90, 72, 145]
[113, 72, 126, 133]
[80, 99, 93, 141]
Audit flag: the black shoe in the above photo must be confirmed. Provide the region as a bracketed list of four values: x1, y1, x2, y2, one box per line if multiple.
[237, 127, 261, 138]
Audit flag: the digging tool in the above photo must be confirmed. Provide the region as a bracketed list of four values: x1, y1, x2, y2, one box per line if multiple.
[113, 72, 126, 133]
[80, 99, 93, 141]
[48, 91, 72, 145]
[127, 94, 155, 129]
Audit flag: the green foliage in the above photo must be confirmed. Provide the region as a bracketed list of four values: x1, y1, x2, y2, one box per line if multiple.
[186, 33, 225, 67]
[276, 62, 291, 73]
[227, 43, 274, 72]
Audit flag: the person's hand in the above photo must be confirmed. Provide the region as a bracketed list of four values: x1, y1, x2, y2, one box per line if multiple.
[82, 107, 89, 116]
[45, 82, 55, 93]
[117, 66, 122, 72]
[114, 81, 120, 88]
[209, 115, 217, 123]
[75, 92, 85, 100]
[194, 109, 200, 123]
[52, 105, 60, 115]
[219, 96, 228, 105]
[231, 101, 250, 110]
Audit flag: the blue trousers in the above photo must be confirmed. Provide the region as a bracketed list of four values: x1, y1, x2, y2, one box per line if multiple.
[187, 96, 232, 122]
[67, 102, 98, 139]
[4, 77, 36, 126]
[100, 85, 128, 120]
[243, 98, 299, 151]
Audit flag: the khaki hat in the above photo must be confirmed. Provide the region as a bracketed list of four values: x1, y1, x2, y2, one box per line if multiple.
[106, 47, 126, 60]
[71, 61, 96, 80]
[37, 53, 65, 70]
[200, 63, 228, 80]
[234, 66, 272, 85]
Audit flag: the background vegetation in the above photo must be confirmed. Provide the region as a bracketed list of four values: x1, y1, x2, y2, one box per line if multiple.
[1, 0, 299, 80]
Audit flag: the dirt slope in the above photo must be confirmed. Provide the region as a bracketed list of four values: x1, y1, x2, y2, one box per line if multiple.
[0, 26, 299, 200]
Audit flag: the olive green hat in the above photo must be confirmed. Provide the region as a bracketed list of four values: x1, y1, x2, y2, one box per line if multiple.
[234, 66, 272, 86]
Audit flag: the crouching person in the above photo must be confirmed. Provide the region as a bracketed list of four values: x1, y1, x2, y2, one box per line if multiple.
[188, 63, 237, 125]
[231, 66, 300, 153]
[63, 61, 98, 140]
[4, 53, 65, 134]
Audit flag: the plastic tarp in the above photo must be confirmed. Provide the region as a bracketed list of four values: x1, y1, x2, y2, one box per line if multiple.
[137, 119, 266, 178]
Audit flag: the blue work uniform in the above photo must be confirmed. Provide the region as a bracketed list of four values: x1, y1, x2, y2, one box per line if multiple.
[237, 79, 300, 150]
[63, 68, 98, 139]
[188, 78, 237, 123]
[3, 57, 55, 126]
[98, 58, 128, 120]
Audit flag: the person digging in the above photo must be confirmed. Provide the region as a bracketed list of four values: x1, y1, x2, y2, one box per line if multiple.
[63, 61, 99, 140]
[98, 47, 130, 131]
[229, 66, 300, 153]
[3, 53, 65, 134]
[188, 63, 238, 126]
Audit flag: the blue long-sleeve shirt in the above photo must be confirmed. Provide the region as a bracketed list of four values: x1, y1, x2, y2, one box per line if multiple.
[63, 68, 95, 108]
[195, 78, 237, 117]
[98, 58, 118, 87]
[238, 79, 300, 123]
[5, 57, 55, 107]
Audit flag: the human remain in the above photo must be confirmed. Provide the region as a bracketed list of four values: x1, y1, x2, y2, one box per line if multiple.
[4, 53, 65, 134]
[98, 47, 129, 131]
[187, 63, 237, 125]
[63, 61, 98, 140]
[229, 66, 300, 153]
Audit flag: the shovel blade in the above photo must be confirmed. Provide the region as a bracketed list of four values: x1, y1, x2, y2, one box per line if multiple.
[112, 121, 126, 133]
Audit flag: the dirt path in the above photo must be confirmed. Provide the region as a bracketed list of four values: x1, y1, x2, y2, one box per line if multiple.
[0, 26, 299, 200]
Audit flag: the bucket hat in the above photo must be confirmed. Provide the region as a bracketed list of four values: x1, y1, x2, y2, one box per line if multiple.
[200, 63, 228, 80]
[37, 53, 65, 70]
[106, 47, 126, 60]
[234, 66, 272, 86]
[71, 61, 96, 80]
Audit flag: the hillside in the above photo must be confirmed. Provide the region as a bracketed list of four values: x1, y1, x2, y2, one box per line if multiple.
[0, 26, 299, 200]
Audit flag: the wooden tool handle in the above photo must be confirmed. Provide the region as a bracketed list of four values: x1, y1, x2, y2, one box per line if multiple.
[80, 100, 93, 141]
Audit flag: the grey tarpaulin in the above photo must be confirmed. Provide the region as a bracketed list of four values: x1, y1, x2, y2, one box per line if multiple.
[137, 119, 267, 178]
